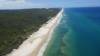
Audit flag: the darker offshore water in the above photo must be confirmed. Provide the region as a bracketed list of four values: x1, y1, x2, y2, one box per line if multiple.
[44, 7, 100, 56]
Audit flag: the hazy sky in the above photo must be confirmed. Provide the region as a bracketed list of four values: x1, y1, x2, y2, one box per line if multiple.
[0, 0, 100, 9]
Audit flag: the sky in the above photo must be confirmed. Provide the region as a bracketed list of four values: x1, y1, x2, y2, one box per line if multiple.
[0, 0, 100, 9]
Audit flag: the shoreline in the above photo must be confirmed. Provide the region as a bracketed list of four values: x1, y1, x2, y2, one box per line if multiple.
[37, 9, 63, 56]
[6, 9, 64, 56]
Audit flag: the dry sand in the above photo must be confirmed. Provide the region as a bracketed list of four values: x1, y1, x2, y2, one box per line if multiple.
[6, 9, 63, 56]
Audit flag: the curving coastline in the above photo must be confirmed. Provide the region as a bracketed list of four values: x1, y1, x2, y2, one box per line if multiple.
[6, 9, 64, 56]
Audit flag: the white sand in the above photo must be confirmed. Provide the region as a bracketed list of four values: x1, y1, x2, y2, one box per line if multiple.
[6, 9, 63, 56]
[37, 9, 63, 56]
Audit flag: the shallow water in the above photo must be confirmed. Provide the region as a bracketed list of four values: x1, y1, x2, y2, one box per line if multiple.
[44, 7, 100, 56]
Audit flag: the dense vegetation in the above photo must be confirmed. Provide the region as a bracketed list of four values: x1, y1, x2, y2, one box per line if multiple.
[0, 8, 60, 55]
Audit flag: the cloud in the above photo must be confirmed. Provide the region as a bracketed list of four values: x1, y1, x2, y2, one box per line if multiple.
[0, 0, 100, 9]
[0, 0, 38, 9]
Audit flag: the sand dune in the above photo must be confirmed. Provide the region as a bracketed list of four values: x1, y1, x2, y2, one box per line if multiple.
[6, 9, 63, 56]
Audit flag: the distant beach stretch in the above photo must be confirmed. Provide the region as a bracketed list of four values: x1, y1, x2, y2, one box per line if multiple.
[6, 9, 63, 56]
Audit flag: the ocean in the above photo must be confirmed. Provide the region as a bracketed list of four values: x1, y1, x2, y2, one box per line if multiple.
[43, 7, 100, 56]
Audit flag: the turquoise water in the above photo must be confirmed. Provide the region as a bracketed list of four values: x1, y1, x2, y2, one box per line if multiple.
[44, 7, 100, 56]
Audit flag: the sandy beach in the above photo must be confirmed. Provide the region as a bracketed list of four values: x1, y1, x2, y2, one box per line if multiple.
[6, 9, 63, 56]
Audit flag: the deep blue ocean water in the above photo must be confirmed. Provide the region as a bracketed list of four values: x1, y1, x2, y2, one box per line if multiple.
[44, 7, 100, 56]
